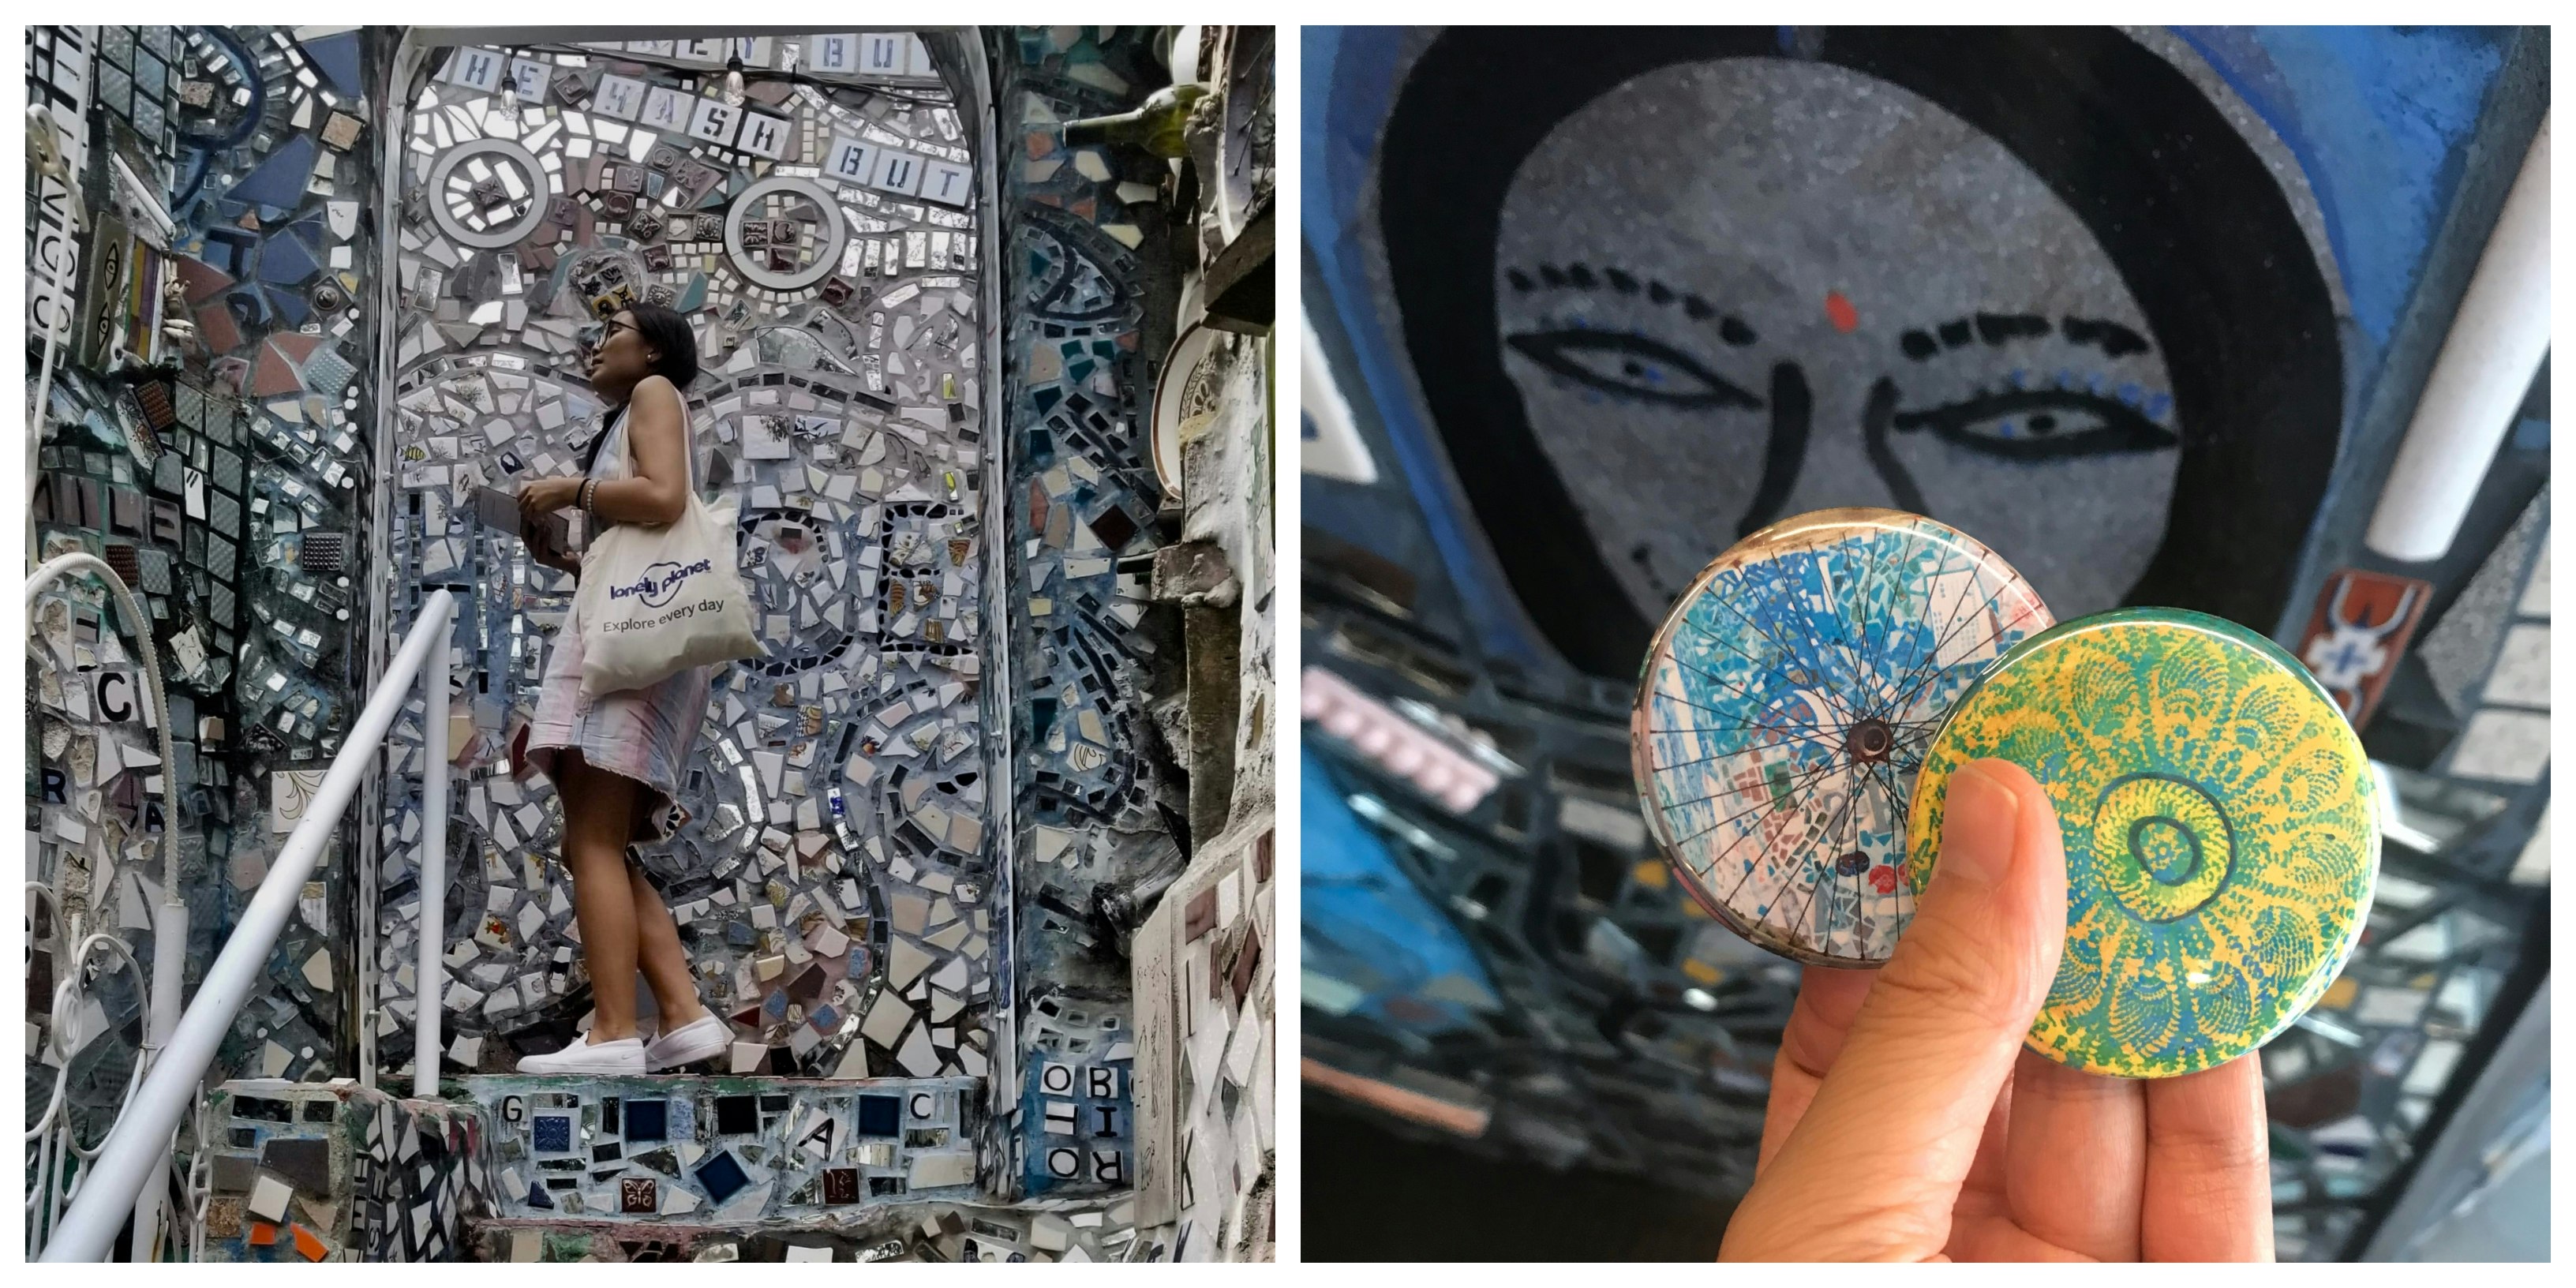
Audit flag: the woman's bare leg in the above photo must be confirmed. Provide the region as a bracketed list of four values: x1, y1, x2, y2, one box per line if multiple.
[629, 864, 709, 1031]
[557, 754, 643, 1043]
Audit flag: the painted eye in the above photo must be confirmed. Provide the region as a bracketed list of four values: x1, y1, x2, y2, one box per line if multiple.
[1506, 329, 1762, 410]
[1893, 388, 2178, 460]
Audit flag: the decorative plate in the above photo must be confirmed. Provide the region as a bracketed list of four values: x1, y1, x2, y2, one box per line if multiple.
[1906, 608, 2379, 1078]
[1150, 321, 1227, 504]
[1630, 508, 2052, 966]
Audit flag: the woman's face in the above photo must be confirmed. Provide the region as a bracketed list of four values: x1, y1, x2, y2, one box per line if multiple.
[587, 308, 657, 396]
[1495, 58, 2181, 626]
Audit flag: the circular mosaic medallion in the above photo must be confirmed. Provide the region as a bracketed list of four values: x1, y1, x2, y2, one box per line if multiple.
[426, 138, 552, 250]
[1631, 508, 2052, 966]
[724, 176, 848, 292]
[1906, 608, 2378, 1077]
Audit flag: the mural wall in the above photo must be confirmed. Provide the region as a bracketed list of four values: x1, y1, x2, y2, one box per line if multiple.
[28, 24, 387, 1114]
[371, 34, 992, 1096]
[1311, 26, 2522, 672]
[32, 23, 1273, 1261]
[993, 25, 1188, 1200]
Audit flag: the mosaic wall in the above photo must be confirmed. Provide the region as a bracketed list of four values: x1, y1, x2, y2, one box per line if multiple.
[369, 36, 995, 1091]
[992, 26, 1189, 1199]
[461, 1073, 978, 1221]
[197, 1080, 491, 1262]
[27, 24, 90, 341]
[2259, 488, 2550, 1260]
[26, 25, 386, 1120]
[159, 25, 382, 765]
[31, 24, 1253, 1259]
[470, 1199, 1158, 1262]
[1134, 825, 1275, 1260]
[1131, 281, 1279, 1258]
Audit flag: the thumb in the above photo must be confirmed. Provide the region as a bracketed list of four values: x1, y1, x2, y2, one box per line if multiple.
[1722, 758, 2067, 1260]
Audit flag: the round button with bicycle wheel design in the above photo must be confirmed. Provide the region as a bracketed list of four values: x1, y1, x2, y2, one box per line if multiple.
[1631, 508, 2052, 966]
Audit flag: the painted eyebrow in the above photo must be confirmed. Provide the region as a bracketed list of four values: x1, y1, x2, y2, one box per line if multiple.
[1506, 262, 1758, 348]
[1898, 314, 2154, 361]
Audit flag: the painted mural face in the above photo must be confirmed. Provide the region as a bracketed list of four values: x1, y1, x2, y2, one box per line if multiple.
[1496, 58, 2181, 626]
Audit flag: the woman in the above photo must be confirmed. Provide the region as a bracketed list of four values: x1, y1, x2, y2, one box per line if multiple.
[511, 302, 730, 1075]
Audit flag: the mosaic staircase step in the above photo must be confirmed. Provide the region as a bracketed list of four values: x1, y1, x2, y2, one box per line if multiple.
[466, 1198, 1156, 1263]
[197, 1080, 493, 1263]
[455, 1073, 986, 1225]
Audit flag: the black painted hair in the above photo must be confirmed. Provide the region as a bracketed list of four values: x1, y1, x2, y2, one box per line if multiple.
[1377, 28, 2344, 679]
[621, 301, 700, 393]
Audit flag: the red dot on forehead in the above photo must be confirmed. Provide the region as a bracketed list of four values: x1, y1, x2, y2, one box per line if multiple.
[1825, 290, 1859, 334]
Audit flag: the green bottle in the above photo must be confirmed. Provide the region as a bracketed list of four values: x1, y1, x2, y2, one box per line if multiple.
[1059, 83, 1208, 159]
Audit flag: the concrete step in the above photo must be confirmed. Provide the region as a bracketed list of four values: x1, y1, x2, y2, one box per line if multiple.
[466, 1201, 1159, 1263]
[197, 1080, 491, 1263]
[454, 1073, 995, 1224]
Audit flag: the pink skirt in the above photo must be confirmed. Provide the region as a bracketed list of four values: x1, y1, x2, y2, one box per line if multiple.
[519, 600, 711, 845]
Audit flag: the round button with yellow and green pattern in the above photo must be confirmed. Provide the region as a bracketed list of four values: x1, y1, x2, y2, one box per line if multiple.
[1904, 608, 2379, 1078]
[1631, 508, 2051, 967]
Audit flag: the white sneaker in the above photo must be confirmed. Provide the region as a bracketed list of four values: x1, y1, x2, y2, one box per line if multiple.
[645, 1013, 730, 1071]
[515, 1035, 646, 1075]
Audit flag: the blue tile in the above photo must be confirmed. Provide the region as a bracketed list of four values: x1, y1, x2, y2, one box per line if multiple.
[257, 230, 319, 286]
[694, 1149, 750, 1206]
[265, 284, 312, 328]
[531, 1113, 571, 1153]
[856, 1094, 900, 1137]
[223, 136, 316, 210]
[623, 1099, 667, 1143]
[300, 32, 364, 101]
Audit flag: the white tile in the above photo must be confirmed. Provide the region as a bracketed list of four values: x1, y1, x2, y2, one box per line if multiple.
[248, 1173, 294, 1224]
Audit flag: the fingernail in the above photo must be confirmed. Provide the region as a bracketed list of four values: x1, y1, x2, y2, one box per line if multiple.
[1938, 760, 2021, 888]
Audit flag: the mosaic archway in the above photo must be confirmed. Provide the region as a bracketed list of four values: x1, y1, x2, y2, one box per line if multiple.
[373, 36, 993, 1084]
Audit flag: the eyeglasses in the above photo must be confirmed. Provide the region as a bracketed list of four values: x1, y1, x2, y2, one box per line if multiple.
[581, 316, 635, 357]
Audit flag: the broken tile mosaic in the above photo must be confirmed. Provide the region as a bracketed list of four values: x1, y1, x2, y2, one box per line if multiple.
[374, 32, 994, 1095]
[30, 21, 1267, 1264]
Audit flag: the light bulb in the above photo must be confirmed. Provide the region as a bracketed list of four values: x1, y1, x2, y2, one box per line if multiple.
[722, 60, 746, 107]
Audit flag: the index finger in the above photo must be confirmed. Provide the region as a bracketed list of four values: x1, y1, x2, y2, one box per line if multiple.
[1758, 966, 1875, 1177]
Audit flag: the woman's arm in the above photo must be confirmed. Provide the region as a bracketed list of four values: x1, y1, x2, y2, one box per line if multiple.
[585, 375, 692, 526]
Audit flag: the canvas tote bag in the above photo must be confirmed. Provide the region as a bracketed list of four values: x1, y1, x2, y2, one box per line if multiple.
[571, 412, 762, 694]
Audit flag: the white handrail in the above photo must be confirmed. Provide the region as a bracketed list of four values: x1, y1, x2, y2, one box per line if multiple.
[39, 589, 458, 1262]
[2364, 110, 2552, 561]
[413, 612, 452, 1098]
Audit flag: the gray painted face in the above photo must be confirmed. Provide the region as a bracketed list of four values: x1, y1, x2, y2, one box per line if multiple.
[1496, 58, 2181, 625]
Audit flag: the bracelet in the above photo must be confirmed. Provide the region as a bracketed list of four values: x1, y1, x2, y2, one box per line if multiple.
[578, 478, 597, 517]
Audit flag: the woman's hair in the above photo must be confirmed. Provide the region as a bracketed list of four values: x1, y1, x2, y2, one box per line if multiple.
[623, 301, 700, 393]
[584, 301, 705, 476]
